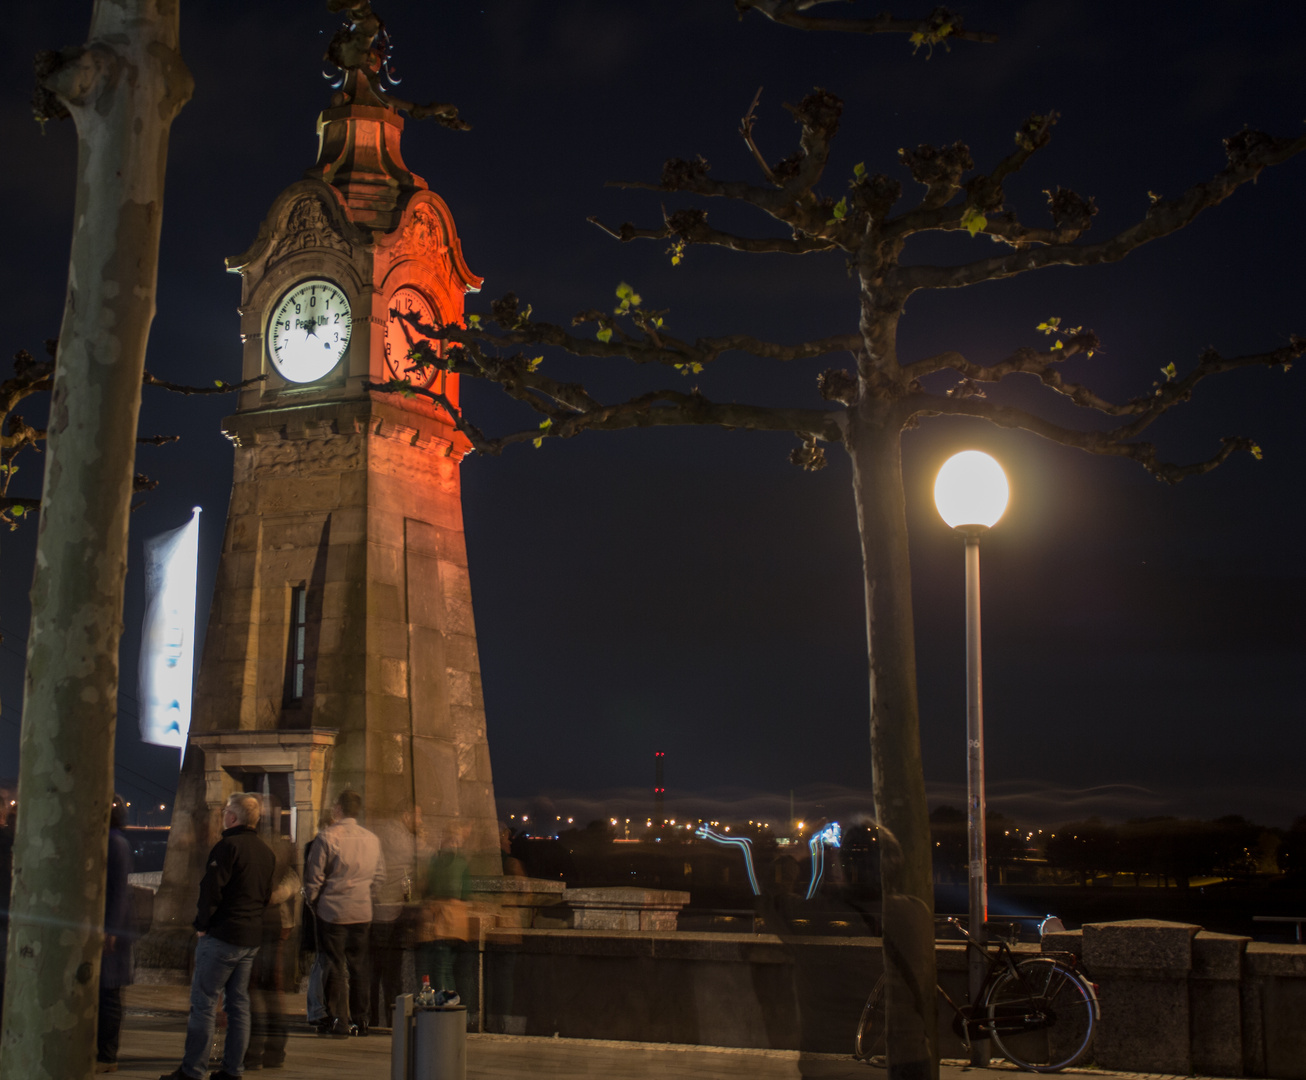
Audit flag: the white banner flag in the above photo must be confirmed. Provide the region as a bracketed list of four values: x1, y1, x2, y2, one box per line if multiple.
[139, 507, 201, 752]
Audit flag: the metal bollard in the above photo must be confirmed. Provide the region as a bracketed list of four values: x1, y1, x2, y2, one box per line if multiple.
[391, 994, 415, 1080]
[391, 994, 467, 1080]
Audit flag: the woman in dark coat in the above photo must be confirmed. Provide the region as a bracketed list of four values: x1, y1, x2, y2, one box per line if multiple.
[97, 794, 134, 1072]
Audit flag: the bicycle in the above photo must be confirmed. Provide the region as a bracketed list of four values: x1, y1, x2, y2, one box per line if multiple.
[854, 917, 1098, 1072]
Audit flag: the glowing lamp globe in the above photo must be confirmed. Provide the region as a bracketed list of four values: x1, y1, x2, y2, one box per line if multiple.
[934, 451, 1009, 530]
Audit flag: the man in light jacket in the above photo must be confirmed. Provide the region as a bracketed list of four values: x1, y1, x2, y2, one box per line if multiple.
[303, 789, 385, 1036]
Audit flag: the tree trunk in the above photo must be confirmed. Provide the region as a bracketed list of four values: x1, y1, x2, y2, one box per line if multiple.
[849, 412, 939, 1080]
[0, 4, 190, 1076]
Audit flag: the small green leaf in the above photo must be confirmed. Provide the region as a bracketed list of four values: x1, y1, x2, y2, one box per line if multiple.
[961, 206, 987, 237]
[532, 437, 544, 449]
[214, 379, 225, 388]
[538, 418, 553, 430]
[1161, 361, 1177, 381]
[615, 282, 634, 301]
[527, 356, 543, 372]
[1036, 317, 1061, 335]
[1250, 444, 1263, 460]
[467, 314, 482, 329]
[832, 197, 847, 221]
[1051, 339, 1063, 351]
[853, 162, 866, 181]
[596, 327, 613, 344]
[11, 505, 24, 517]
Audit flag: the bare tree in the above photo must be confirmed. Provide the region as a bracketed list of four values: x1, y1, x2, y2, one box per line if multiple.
[0, 2, 191, 1075]
[376, 90, 1303, 1076]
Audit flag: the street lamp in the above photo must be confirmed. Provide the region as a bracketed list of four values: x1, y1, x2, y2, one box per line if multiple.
[934, 450, 1009, 1061]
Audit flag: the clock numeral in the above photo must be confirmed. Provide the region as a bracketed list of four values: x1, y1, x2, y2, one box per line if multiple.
[294, 302, 301, 314]
[310, 295, 316, 308]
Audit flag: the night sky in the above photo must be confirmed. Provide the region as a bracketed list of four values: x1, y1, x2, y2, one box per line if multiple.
[0, 2, 1302, 830]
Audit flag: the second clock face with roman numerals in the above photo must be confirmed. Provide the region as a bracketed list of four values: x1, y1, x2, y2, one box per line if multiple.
[267, 280, 351, 384]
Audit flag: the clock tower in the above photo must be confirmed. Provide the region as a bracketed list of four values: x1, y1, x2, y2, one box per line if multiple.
[150, 63, 501, 941]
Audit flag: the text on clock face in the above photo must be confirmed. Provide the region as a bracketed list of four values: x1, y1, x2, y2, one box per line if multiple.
[268, 280, 353, 383]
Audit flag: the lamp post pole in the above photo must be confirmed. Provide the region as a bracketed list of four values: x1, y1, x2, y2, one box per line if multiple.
[934, 449, 1008, 1069]
[963, 526, 990, 1066]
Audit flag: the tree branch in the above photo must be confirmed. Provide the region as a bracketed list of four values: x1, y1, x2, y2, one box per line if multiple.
[906, 383, 1285, 484]
[588, 210, 837, 259]
[906, 336, 1303, 436]
[898, 129, 1306, 292]
[371, 373, 842, 456]
[734, 2, 997, 47]
[141, 372, 266, 395]
[400, 303, 859, 373]
[610, 90, 847, 242]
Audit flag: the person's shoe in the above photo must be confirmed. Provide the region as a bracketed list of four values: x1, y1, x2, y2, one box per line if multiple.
[329, 1017, 350, 1039]
[313, 1017, 334, 1037]
[159, 1070, 196, 1080]
[350, 1019, 369, 1037]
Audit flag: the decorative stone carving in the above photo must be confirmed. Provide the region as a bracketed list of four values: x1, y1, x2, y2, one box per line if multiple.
[269, 196, 352, 264]
[392, 204, 448, 264]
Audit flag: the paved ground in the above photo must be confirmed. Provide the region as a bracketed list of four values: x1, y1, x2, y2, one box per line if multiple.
[113, 985, 1201, 1080]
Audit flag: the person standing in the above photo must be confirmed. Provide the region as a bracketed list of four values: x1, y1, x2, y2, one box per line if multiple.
[244, 831, 300, 1071]
[97, 795, 134, 1073]
[303, 789, 384, 1037]
[159, 792, 275, 1080]
[369, 804, 422, 1029]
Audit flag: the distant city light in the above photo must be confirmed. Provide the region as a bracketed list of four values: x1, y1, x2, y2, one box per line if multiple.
[567, 817, 573, 824]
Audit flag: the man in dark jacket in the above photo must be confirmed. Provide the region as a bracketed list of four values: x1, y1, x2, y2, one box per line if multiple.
[160, 792, 275, 1080]
[97, 794, 134, 1072]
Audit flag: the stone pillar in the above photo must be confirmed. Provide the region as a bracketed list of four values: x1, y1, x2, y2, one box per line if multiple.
[1241, 942, 1306, 1080]
[1190, 931, 1249, 1076]
[1081, 918, 1200, 1073]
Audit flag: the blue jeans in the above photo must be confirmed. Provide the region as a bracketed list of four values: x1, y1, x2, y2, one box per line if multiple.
[181, 934, 259, 1078]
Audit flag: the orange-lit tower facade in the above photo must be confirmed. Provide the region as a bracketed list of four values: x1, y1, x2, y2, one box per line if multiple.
[149, 62, 500, 945]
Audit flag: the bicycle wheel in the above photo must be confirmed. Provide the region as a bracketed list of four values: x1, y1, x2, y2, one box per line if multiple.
[853, 975, 886, 1063]
[984, 957, 1097, 1072]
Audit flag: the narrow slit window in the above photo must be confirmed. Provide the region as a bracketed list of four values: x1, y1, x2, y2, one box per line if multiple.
[290, 584, 307, 701]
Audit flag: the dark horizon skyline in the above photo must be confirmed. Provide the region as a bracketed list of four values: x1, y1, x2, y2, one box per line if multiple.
[0, 2, 1302, 829]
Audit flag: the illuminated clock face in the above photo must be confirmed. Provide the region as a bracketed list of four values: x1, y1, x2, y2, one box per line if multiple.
[384, 287, 440, 387]
[267, 279, 352, 384]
